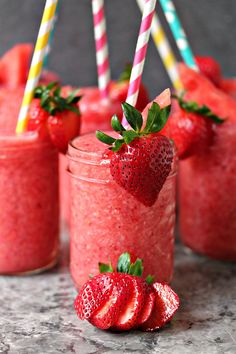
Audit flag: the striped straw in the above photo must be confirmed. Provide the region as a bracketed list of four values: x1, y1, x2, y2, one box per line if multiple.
[16, 0, 58, 134]
[123, 0, 157, 125]
[92, 0, 111, 99]
[43, 0, 60, 69]
[136, 0, 182, 91]
[159, 0, 198, 70]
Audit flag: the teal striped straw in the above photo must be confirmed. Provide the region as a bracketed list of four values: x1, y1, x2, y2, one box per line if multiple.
[159, 0, 198, 70]
[43, 0, 60, 69]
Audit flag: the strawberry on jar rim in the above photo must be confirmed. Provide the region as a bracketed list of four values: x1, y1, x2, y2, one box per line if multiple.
[96, 97, 173, 207]
[27, 82, 81, 153]
[167, 94, 225, 159]
[74, 252, 180, 332]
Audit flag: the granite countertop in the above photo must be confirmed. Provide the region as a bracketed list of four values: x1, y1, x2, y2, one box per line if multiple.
[0, 237, 235, 354]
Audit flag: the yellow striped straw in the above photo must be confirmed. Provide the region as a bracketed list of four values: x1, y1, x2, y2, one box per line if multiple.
[16, 0, 58, 134]
[136, 0, 182, 91]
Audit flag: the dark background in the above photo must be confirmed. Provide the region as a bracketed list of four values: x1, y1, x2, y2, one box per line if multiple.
[0, 0, 235, 97]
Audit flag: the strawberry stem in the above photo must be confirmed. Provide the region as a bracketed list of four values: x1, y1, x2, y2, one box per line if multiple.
[33, 82, 81, 116]
[96, 101, 171, 152]
[172, 94, 225, 124]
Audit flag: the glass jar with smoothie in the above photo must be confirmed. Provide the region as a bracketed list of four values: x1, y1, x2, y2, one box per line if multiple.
[0, 131, 59, 274]
[60, 81, 149, 224]
[169, 64, 236, 261]
[67, 92, 177, 288]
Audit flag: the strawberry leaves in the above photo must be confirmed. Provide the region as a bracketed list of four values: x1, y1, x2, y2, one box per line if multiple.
[99, 252, 154, 284]
[34, 82, 81, 116]
[96, 101, 171, 152]
[173, 94, 225, 124]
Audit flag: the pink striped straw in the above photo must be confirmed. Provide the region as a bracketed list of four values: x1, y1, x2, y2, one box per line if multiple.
[123, 0, 157, 125]
[92, 0, 111, 99]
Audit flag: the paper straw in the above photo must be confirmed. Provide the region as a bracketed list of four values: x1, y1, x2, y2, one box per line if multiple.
[43, 0, 60, 69]
[16, 0, 58, 134]
[159, 0, 198, 70]
[136, 0, 182, 91]
[123, 0, 157, 125]
[92, 0, 111, 99]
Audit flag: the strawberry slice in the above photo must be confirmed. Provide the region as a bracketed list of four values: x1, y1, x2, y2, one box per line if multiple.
[112, 276, 147, 331]
[89, 274, 132, 330]
[141, 282, 180, 331]
[74, 273, 115, 320]
[136, 286, 155, 326]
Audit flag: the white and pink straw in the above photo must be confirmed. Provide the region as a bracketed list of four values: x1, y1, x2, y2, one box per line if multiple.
[123, 0, 157, 125]
[92, 0, 111, 99]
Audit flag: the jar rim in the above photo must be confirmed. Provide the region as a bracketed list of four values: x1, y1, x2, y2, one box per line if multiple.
[0, 131, 53, 151]
[67, 133, 177, 176]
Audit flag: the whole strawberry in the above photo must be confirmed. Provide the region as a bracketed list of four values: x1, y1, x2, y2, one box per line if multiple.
[27, 82, 81, 153]
[168, 94, 225, 159]
[96, 101, 173, 207]
[74, 253, 180, 332]
[195, 56, 222, 87]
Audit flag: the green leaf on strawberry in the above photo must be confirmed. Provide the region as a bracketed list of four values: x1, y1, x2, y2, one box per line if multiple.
[173, 93, 225, 124]
[118, 63, 132, 82]
[27, 82, 82, 153]
[96, 101, 171, 152]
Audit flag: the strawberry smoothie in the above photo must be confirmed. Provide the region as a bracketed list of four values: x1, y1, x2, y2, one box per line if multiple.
[178, 65, 236, 260]
[67, 133, 176, 288]
[179, 120, 236, 260]
[0, 131, 59, 274]
[59, 89, 123, 224]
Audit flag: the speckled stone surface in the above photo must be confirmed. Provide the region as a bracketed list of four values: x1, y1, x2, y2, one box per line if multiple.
[0, 238, 235, 354]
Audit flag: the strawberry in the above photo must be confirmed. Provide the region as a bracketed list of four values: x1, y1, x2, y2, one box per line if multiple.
[110, 64, 149, 111]
[27, 82, 81, 153]
[96, 100, 173, 206]
[74, 252, 180, 332]
[168, 94, 225, 159]
[195, 56, 222, 87]
[141, 282, 180, 331]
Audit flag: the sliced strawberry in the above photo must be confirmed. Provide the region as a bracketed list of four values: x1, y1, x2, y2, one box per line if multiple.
[195, 56, 222, 87]
[0, 44, 33, 87]
[141, 282, 180, 331]
[112, 276, 147, 331]
[74, 273, 115, 320]
[136, 286, 155, 326]
[219, 78, 236, 100]
[89, 274, 132, 330]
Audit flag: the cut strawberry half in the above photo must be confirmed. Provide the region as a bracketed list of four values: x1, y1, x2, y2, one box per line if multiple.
[74, 273, 115, 320]
[141, 282, 180, 331]
[89, 274, 132, 330]
[111, 276, 147, 331]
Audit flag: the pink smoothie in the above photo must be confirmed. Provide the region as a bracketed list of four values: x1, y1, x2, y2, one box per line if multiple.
[60, 87, 123, 224]
[179, 119, 236, 260]
[67, 133, 176, 288]
[0, 85, 59, 273]
[0, 131, 59, 274]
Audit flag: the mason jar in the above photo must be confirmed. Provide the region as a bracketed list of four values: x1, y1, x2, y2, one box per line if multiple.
[67, 132, 177, 288]
[0, 131, 59, 274]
